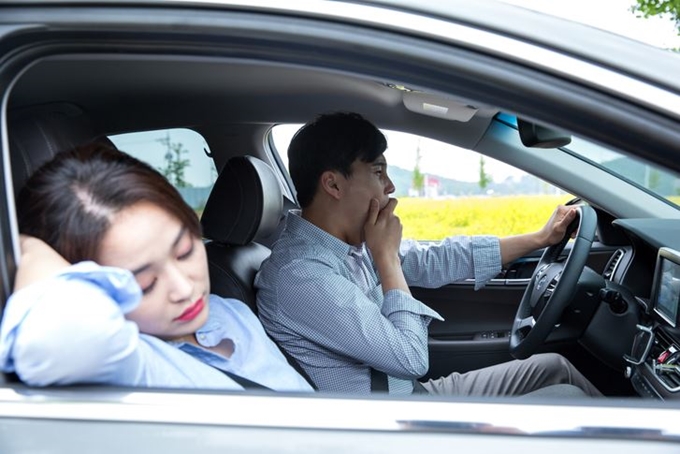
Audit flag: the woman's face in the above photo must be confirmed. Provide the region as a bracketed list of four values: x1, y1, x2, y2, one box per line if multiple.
[97, 201, 210, 341]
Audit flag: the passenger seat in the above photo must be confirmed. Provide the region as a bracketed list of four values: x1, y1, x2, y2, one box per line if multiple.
[201, 155, 283, 312]
[200, 155, 316, 388]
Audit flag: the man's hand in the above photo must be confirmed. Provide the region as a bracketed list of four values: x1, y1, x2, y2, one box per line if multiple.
[499, 204, 577, 266]
[364, 198, 402, 264]
[363, 198, 410, 294]
[14, 235, 71, 292]
[537, 205, 578, 248]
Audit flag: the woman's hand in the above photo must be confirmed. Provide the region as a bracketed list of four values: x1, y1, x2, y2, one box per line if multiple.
[14, 235, 70, 291]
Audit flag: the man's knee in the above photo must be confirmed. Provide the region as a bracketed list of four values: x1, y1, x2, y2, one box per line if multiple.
[528, 353, 573, 378]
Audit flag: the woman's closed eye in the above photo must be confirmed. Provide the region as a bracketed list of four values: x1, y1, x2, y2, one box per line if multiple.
[140, 277, 157, 295]
[177, 238, 194, 260]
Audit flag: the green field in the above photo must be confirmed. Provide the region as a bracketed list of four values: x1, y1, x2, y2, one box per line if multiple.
[395, 195, 574, 240]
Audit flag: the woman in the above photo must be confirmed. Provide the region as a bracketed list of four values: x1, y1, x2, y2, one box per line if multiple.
[0, 143, 313, 392]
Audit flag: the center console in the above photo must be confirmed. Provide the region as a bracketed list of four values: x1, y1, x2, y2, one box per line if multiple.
[626, 247, 680, 399]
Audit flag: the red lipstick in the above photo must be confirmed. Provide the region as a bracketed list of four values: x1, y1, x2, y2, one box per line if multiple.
[175, 297, 205, 322]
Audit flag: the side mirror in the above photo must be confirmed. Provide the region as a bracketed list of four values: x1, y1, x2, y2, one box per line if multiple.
[517, 119, 571, 148]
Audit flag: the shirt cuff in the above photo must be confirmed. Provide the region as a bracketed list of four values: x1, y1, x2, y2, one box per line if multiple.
[382, 289, 444, 322]
[54, 261, 142, 314]
[470, 236, 502, 290]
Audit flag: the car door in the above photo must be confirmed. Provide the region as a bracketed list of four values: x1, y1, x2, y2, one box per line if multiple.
[417, 242, 622, 379]
[2, 2, 680, 452]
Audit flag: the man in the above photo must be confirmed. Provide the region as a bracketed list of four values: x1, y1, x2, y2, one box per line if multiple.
[255, 112, 601, 397]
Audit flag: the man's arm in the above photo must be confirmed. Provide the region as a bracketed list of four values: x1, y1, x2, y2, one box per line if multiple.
[275, 260, 440, 379]
[364, 198, 410, 295]
[261, 198, 440, 380]
[397, 204, 575, 289]
[499, 205, 576, 266]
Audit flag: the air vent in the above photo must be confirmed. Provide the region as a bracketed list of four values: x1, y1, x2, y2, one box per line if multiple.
[603, 249, 625, 280]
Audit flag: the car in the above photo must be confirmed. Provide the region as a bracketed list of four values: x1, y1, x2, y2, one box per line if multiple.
[1, 0, 680, 452]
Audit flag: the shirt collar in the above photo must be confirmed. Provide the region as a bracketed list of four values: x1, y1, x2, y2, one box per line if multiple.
[286, 210, 356, 258]
[169, 296, 226, 348]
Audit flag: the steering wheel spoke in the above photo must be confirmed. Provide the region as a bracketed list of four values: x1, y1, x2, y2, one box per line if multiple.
[515, 315, 536, 338]
[509, 205, 597, 359]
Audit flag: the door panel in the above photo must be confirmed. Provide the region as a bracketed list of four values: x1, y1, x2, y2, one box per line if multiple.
[415, 242, 618, 379]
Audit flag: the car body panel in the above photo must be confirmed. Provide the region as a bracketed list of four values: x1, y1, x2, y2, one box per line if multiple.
[2, 1, 680, 451]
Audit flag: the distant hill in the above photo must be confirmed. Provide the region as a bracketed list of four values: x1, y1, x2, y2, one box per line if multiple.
[388, 165, 563, 197]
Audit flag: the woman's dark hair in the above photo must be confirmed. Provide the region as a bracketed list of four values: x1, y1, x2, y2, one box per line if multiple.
[288, 112, 387, 208]
[17, 142, 201, 264]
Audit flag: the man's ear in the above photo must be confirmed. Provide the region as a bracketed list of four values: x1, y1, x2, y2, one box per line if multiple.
[320, 170, 342, 200]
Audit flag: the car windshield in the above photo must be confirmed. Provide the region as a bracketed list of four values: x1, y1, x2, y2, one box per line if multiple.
[564, 136, 680, 209]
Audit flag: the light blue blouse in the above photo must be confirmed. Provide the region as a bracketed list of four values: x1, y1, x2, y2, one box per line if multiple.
[0, 261, 313, 392]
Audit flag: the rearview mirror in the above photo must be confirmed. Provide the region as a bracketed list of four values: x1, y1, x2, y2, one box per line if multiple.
[517, 119, 571, 148]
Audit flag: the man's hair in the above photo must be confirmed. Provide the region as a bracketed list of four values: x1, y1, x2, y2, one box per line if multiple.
[17, 142, 201, 264]
[288, 112, 387, 208]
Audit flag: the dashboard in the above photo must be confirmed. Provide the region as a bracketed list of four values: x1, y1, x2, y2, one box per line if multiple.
[612, 219, 680, 400]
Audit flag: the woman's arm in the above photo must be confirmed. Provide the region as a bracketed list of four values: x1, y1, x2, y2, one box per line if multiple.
[14, 235, 70, 291]
[2, 238, 145, 386]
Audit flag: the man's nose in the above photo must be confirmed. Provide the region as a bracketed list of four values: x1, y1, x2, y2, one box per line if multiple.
[385, 175, 395, 194]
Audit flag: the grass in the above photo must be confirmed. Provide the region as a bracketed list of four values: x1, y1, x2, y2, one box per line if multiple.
[395, 195, 574, 240]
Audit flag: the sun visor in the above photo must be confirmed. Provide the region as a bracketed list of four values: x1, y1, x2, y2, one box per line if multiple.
[403, 92, 477, 121]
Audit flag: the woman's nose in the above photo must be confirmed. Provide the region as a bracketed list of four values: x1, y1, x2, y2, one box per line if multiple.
[167, 264, 193, 302]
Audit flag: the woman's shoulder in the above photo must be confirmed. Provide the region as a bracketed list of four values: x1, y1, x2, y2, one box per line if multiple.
[208, 294, 259, 319]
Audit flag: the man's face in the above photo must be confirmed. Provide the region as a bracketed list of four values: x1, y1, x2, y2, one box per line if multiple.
[342, 154, 396, 216]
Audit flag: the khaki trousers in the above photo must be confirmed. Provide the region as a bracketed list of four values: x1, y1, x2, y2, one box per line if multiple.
[420, 353, 602, 397]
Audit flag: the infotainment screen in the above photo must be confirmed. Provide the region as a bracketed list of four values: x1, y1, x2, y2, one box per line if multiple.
[652, 247, 680, 327]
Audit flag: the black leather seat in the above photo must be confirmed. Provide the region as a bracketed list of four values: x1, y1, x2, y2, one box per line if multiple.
[9, 104, 103, 197]
[200, 155, 284, 313]
[201, 156, 317, 388]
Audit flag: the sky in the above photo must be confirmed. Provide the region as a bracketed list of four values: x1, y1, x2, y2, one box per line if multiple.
[502, 0, 680, 49]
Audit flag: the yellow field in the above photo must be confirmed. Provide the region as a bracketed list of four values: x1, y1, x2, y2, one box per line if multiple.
[395, 195, 574, 240]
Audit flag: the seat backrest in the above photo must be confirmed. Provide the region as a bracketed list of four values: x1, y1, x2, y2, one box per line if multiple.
[200, 155, 283, 312]
[201, 157, 318, 389]
[8, 104, 100, 197]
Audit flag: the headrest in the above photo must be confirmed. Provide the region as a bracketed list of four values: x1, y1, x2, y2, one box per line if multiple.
[9, 104, 97, 196]
[201, 156, 283, 245]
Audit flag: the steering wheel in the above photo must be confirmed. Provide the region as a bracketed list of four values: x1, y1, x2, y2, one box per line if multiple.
[509, 204, 597, 360]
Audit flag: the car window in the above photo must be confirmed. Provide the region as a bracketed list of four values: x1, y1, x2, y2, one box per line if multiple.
[270, 124, 572, 240]
[109, 128, 217, 217]
[563, 136, 680, 209]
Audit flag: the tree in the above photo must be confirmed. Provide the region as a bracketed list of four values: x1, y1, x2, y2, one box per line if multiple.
[632, 0, 680, 35]
[479, 155, 491, 191]
[158, 133, 191, 188]
[412, 140, 425, 196]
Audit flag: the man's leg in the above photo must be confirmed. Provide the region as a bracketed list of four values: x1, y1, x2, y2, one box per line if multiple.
[420, 353, 602, 397]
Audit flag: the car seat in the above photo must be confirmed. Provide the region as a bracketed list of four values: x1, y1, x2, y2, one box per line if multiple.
[200, 155, 284, 312]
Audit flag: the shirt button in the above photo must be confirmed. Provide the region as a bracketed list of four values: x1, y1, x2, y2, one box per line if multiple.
[199, 334, 206, 341]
